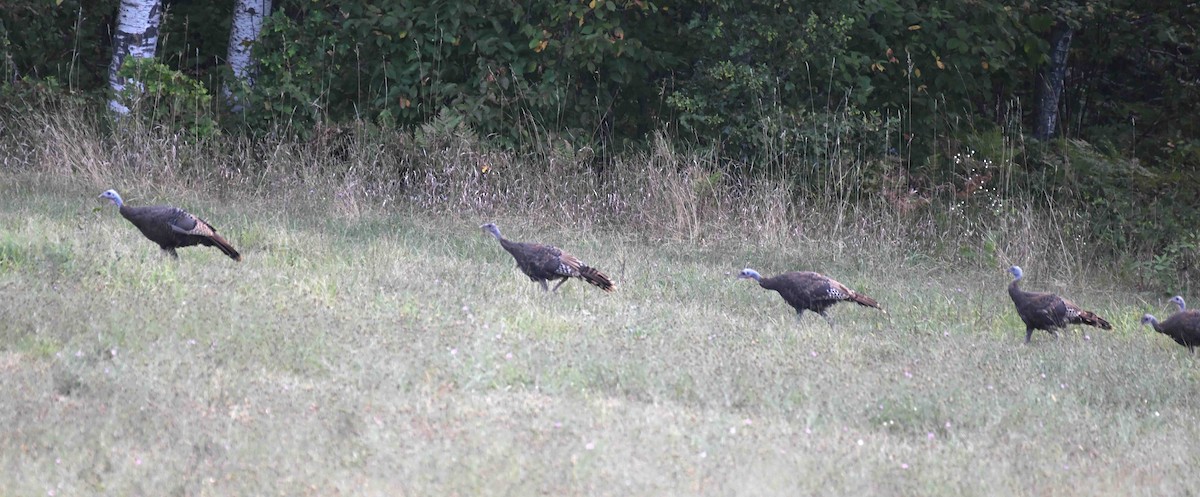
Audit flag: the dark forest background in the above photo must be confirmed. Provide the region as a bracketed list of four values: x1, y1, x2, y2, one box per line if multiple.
[3, 0, 1199, 286]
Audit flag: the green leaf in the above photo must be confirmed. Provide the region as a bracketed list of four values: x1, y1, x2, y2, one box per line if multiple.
[1029, 14, 1054, 32]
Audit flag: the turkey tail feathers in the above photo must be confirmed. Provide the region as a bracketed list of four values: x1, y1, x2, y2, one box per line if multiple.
[579, 266, 615, 292]
[1078, 310, 1111, 330]
[209, 233, 242, 261]
[851, 292, 882, 311]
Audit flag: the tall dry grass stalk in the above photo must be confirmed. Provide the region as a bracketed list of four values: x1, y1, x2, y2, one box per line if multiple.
[0, 105, 1098, 276]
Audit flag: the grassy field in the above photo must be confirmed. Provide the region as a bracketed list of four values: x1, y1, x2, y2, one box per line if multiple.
[2, 172, 1199, 496]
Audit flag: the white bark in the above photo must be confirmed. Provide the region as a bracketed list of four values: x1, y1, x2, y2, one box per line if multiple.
[1035, 21, 1073, 140]
[108, 0, 163, 115]
[224, 0, 272, 111]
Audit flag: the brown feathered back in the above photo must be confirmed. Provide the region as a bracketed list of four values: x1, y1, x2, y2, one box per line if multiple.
[1143, 311, 1200, 352]
[102, 190, 240, 261]
[482, 223, 615, 292]
[1007, 266, 1108, 343]
[739, 269, 883, 327]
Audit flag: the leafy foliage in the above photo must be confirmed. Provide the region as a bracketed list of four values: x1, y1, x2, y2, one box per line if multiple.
[0, 0, 118, 92]
[116, 57, 218, 139]
[663, 3, 859, 161]
[242, 0, 671, 146]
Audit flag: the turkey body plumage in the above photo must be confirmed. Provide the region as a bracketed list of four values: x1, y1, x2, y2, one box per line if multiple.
[481, 223, 614, 292]
[100, 190, 241, 261]
[738, 269, 883, 326]
[1142, 296, 1200, 352]
[1142, 312, 1200, 353]
[1007, 266, 1109, 343]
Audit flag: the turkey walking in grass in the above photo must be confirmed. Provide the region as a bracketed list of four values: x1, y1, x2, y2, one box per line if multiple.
[1142, 296, 1200, 353]
[737, 268, 883, 327]
[1141, 313, 1200, 353]
[480, 222, 614, 292]
[99, 189, 241, 261]
[1006, 265, 1109, 344]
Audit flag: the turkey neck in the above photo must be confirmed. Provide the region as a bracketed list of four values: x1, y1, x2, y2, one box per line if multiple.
[1008, 278, 1025, 299]
[756, 275, 783, 291]
[491, 233, 522, 254]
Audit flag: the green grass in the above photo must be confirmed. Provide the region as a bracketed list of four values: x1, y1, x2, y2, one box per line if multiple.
[1, 173, 1198, 496]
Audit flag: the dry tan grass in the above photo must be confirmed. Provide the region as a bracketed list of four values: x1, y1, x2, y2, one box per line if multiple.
[1, 105, 1102, 275]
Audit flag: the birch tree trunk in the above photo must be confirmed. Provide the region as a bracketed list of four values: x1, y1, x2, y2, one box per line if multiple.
[1035, 21, 1074, 140]
[107, 0, 163, 115]
[224, 0, 272, 111]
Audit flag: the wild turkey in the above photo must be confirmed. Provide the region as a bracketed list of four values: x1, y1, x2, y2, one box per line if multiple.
[737, 268, 883, 327]
[1141, 296, 1200, 353]
[1006, 265, 1110, 343]
[480, 222, 614, 292]
[99, 189, 241, 261]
